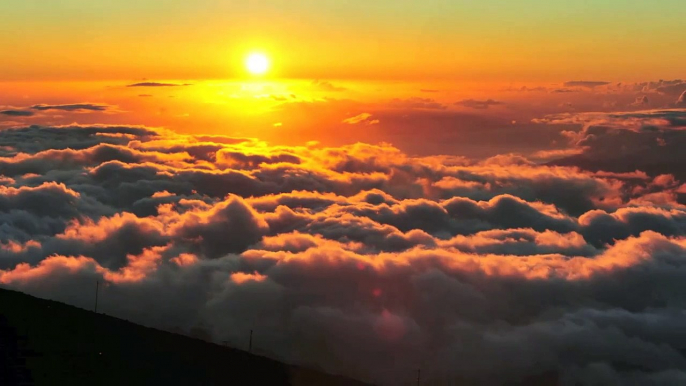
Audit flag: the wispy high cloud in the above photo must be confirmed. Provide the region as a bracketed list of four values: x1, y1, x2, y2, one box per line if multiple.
[311, 80, 347, 92]
[126, 82, 192, 87]
[551, 88, 580, 93]
[563, 80, 611, 88]
[455, 99, 504, 109]
[390, 97, 447, 110]
[30, 103, 112, 112]
[342, 113, 379, 125]
[0, 110, 34, 117]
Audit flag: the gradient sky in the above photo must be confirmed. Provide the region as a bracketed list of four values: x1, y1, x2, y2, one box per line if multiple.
[2, 0, 685, 81]
[3, 2, 686, 385]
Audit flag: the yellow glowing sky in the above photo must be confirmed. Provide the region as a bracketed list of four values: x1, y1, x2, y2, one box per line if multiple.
[1, 0, 685, 82]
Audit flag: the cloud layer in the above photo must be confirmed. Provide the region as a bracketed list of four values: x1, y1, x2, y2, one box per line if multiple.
[126, 82, 192, 87]
[1, 124, 686, 385]
[30, 103, 112, 112]
[455, 99, 505, 109]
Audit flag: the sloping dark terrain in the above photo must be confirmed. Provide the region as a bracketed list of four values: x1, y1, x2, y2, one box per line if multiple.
[0, 287, 369, 386]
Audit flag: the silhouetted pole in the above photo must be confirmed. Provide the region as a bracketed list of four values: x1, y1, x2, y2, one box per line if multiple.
[249, 329, 253, 353]
[94, 280, 99, 313]
[417, 369, 421, 386]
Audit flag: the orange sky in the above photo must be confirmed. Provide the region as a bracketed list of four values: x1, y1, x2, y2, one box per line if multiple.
[2, 0, 685, 82]
[2, 3, 686, 384]
[1, 0, 685, 157]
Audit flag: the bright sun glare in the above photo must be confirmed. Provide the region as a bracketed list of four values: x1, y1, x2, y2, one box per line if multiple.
[246, 53, 269, 75]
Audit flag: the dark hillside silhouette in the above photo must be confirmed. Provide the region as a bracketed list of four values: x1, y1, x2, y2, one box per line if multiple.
[0, 287, 370, 386]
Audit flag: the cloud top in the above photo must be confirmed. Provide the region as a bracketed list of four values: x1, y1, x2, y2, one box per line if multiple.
[0, 124, 685, 384]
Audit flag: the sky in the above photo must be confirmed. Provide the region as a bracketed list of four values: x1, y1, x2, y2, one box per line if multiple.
[2, 0, 686, 81]
[2, 1, 686, 385]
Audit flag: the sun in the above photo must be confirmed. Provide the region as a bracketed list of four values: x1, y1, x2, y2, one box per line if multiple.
[246, 53, 269, 75]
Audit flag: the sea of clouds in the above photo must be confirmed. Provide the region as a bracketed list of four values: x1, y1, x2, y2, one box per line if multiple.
[1, 116, 686, 384]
